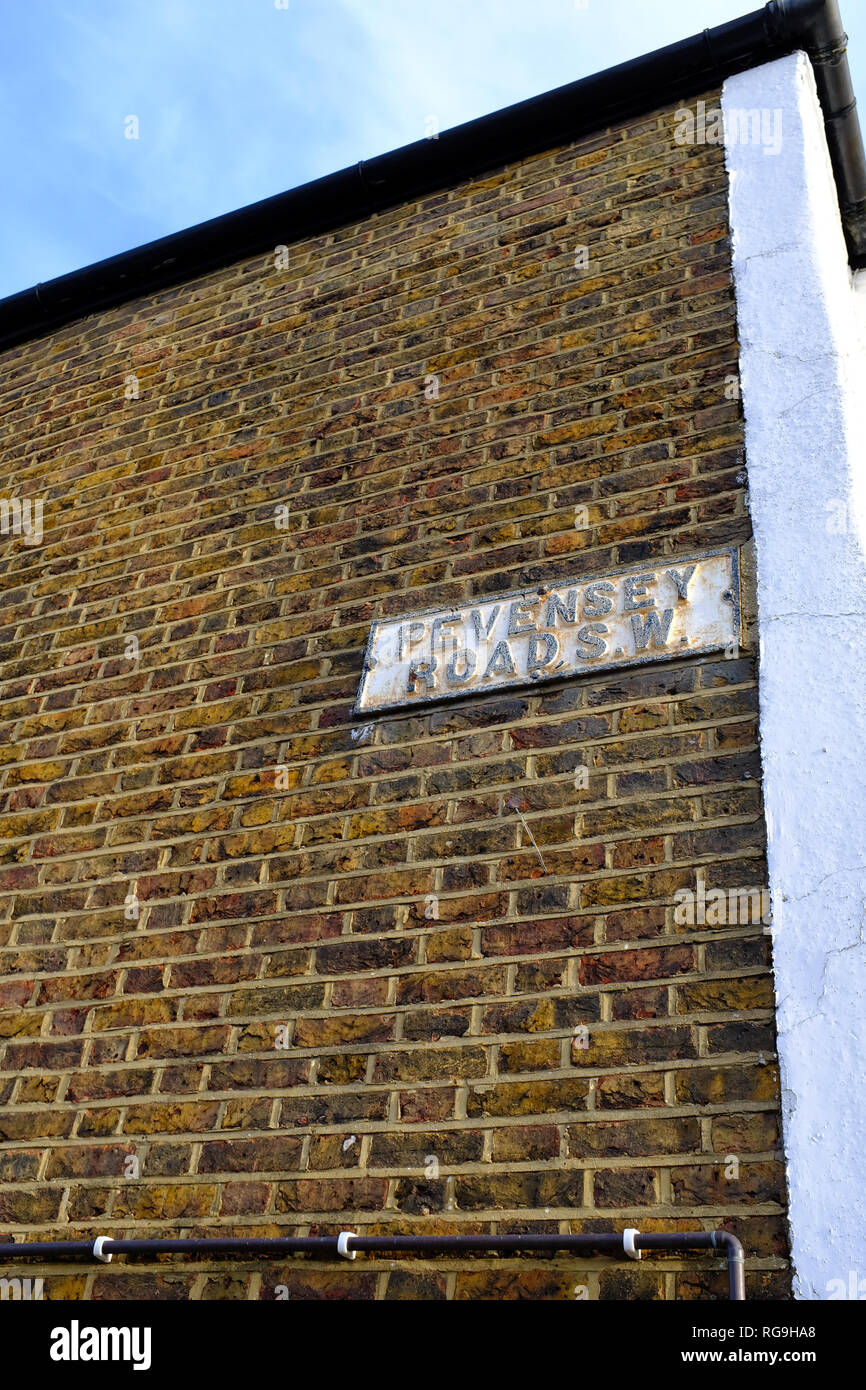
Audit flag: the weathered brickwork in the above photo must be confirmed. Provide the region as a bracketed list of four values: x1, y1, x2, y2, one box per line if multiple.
[0, 89, 790, 1299]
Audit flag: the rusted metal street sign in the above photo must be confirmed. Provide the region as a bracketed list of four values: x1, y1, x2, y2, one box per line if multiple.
[354, 547, 740, 715]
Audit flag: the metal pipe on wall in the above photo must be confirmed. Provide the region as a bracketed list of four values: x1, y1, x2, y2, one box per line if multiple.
[0, 1227, 747, 1300]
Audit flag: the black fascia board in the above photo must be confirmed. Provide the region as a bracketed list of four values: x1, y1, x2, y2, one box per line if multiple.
[0, 0, 864, 354]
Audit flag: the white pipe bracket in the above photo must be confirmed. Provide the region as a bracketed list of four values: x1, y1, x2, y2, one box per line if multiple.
[93, 1236, 114, 1263]
[623, 1228, 642, 1261]
[337, 1231, 357, 1260]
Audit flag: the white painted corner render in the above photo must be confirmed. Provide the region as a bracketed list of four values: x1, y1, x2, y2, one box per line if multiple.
[724, 53, 866, 1299]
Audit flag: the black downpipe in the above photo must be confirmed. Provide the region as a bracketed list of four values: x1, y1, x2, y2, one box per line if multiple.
[771, 0, 866, 260]
[0, 1229, 746, 1299]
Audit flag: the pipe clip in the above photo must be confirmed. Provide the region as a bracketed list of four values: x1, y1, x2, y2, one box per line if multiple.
[623, 1228, 642, 1261]
[93, 1236, 113, 1264]
[337, 1231, 357, 1261]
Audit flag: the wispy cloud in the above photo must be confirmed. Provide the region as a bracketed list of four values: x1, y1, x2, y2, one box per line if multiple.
[1, 0, 864, 297]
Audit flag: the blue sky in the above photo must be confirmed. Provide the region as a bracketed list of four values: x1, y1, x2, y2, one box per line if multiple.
[2, 0, 865, 299]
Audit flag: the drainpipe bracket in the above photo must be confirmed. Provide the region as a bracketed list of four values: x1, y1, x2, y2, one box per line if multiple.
[93, 1237, 113, 1264]
[810, 34, 849, 65]
[622, 1228, 642, 1260]
[337, 1231, 357, 1261]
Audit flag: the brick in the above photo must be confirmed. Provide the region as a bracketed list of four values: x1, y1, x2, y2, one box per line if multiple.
[293, 1014, 394, 1047]
[579, 945, 694, 986]
[307, 1134, 364, 1171]
[208, 1059, 309, 1091]
[675, 1062, 780, 1105]
[481, 916, 595, 955]
[676, 976, 774, 1014]
[491, 1125, 560, 1161]
[571, 1025, 694, 1068]
[123, 1103, 221, 1134]
[112, 1184, 219, 1220]
[455, 1270, 577, 1300]
[593, 1168, 657, 1207]
[611, 985, 669, 1020]
[466, 1079, 590, 1118]
[0, 1189, 63, 1222]
[709, 1112, 779, 1153]
[402, 1007, 472, 1040]
[44, 1144, 133, 1178]
[498, 1039, 561, 1072]
[260, 1272, 377, 1300]
[599, 1269, 664, 1300]
[280, 1092, 388, 1126]
[373, 1046, 487, 1082]
[385, 1272, 447, 1300]
[568, 1116, 699, 1157]
[369, 1130, 484, 1167]
[219, 1182, 271, 1216]
[274, 1179, 388, 1213]
[316, 938, 416, 975]
[670, 1162, 787, 1206]
[397, 966, 506, 1005]
[399, 1088, 456, 1123]
[197, 1138, 304, 1173]
[596, 1072, 667, 1109]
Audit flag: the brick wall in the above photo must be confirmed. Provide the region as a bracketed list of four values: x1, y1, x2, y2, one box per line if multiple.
[0, 88, 790, 1300]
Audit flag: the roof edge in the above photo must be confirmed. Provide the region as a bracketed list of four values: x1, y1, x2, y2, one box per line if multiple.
[1, 0, 863, 353]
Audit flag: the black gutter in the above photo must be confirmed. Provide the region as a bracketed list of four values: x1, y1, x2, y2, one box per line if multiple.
[0, 0, 862, 354]
[0, 1229, 747, 1300]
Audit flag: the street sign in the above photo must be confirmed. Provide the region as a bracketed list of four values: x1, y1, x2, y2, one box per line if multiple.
[354, 547, 740, 715]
